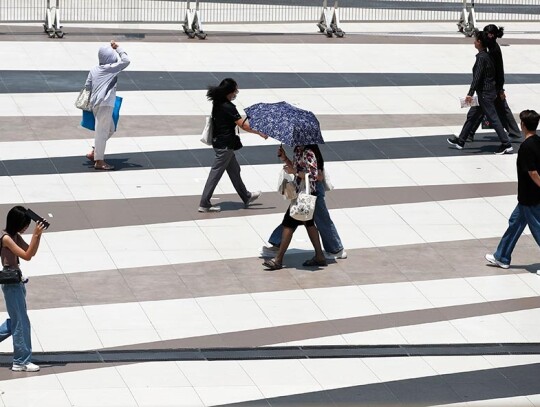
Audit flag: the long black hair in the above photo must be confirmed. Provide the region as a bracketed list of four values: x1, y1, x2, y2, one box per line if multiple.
[5, 206, 30, 236]
[206, 78, 238, 105]
[306, 144, 324, 171]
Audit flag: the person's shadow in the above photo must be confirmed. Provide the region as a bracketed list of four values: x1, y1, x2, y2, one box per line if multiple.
[85, 158, 143, 171]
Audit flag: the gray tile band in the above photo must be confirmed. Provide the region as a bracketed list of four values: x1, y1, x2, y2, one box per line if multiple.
[1, 70, 540, 94]
[0, 182, 517, 233]
[2, 25, 540, 45]
[0, 114, 467, 141]
[0, 133, 523, 177]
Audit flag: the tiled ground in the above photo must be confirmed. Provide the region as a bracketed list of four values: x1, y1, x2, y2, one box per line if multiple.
[0, 15, 539, 407]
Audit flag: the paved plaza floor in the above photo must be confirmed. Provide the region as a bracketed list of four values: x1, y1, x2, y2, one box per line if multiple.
[0, 19, 539, 406]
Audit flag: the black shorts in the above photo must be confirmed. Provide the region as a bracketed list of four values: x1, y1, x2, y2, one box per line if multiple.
[282, 206, 315, 230]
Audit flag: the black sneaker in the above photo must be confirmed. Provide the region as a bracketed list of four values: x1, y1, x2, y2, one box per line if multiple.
[494, 143, 513, 155]
[447, 136, 464, 150]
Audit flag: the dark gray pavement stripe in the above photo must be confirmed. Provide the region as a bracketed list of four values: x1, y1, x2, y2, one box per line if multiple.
[0, 114, 467, 142]
[0, 344, 539, 366]
[109, 296, 540, 350]
[0, 182, 517, 233]
[2, 70, 540, 93]
[0, 132, 523, 177]
[10, 233, 539, 312]
[221, 363, 540, 407]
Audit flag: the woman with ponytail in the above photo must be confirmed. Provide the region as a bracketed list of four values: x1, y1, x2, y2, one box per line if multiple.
[198, 78, 268, 213]
[464, 24, 521, 142]
[447, 30, 512, 154]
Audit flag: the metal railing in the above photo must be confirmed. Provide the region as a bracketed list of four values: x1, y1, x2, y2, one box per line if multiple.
[1, 0, 539, 24]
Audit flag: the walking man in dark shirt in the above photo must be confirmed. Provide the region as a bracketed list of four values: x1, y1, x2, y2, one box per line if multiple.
[485, 110, 540, 269]
[447, 30, 512, 154]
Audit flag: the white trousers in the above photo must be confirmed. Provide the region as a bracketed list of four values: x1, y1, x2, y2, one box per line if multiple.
[93, 105, 115, 161]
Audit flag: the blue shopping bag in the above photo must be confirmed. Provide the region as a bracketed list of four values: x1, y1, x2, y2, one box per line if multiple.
[81, 96, 123, 131]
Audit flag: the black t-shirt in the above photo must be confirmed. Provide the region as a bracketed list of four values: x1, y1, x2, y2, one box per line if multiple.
[212, 101, 241, 149]
[517, 134, 540, 206]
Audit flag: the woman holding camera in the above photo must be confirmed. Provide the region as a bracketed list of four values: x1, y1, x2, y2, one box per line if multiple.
[0, 206, 45, 372]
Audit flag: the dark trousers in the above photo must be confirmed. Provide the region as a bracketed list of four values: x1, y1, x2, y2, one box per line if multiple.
[199, 148, 250, 208]
[468, 94, 520, 139]
[458, 89, 509, 144]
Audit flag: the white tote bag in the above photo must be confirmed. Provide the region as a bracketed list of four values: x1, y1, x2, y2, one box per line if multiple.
[200, 116, 213, 146]
[75, 88, 92, 111]
[289, 174, 317, 222]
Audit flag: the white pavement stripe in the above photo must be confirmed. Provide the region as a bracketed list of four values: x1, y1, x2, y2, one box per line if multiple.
[1, 356, 539, 407]
[0, 154, 517, 204]
[1, 41, 540, 74]
[1, 83, 538, 117]
[0, 275, 539, 352]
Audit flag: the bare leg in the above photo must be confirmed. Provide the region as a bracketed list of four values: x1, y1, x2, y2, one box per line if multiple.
[274, 226, 294, 266]
[306, 225, 326, 262]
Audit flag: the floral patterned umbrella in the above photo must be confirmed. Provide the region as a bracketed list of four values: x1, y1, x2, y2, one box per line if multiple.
[244, 102, 324, 147]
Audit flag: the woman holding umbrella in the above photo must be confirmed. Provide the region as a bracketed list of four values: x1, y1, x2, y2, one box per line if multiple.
[198, 78, 268, 213]
[262, 144, 327, 270]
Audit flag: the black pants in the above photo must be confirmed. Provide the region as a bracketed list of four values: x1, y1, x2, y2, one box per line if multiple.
[458, 89, 509, 144]
[468, 94, 520, 139]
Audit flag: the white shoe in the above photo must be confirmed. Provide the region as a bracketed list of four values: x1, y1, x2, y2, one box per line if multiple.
[325, 249, 348, 260]
[261, 245, 279, 257]
[12, 362, 40, 372]
[198, 206, 221, 213]
[246, 191, 261, 207]
[485, 253, 509, 269]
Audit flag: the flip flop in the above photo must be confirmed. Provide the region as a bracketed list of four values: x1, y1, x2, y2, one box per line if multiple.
[262, 259, 282, 270]
[302, 257, 327, 267]
[85, 153, 95, 161]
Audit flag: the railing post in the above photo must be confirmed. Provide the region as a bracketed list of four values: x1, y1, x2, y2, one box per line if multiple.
[43, 0, 64, 38]
[316, 0, 344, 38]
[457, 0, 477, 37]
[182, 0, 207, 39]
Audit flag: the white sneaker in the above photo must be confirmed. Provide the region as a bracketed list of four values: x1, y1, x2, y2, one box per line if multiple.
[198, 206, 221, 213]
[246, 191, 261, 207]
[12, 362, 40, 372]
[261, 245, 279, 257]
[325, 249, 348, 260]
[485, 253, 509, 269]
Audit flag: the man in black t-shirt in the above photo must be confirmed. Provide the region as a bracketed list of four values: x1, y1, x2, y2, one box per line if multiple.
[486, 110, 540, 268]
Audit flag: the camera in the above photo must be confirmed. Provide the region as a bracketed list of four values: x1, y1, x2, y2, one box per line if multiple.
[25, 209, 50, 229]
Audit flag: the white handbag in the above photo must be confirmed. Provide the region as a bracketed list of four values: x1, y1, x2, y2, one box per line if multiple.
[289, 174, 317, 222]
[200, 116, 213, 146]
[75, 88, 92, 111]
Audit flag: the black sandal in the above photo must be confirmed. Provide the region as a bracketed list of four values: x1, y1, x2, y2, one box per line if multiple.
[262, 259, 282, 270]
[302, 257, 327, 267]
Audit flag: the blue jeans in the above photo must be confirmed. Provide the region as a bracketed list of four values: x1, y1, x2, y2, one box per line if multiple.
[269, 181, 343, 253]
[494, 203, 540, 265]
[0, 283, 32, 365]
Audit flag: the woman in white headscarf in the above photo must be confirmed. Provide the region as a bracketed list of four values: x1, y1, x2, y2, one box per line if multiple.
[85, 40, 130, 170]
